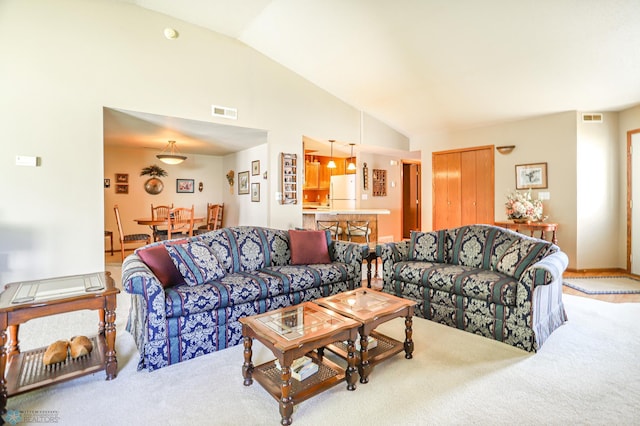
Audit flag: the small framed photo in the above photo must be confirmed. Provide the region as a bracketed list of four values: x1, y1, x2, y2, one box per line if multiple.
[115, 184, 128, 194]
[115, 173, 128, 183]
[251, 182, 260, 202]
[515, 163, 548, 189]
[238, 171, 249, 194]
[252, 160, 260, 176]
[176, 178, 194, 193]
[104, 178, 111, 189]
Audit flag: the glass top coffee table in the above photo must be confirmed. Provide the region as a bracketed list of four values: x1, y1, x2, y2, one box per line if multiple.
[240, 302, 360, 425]
[314, 288, 415, 384]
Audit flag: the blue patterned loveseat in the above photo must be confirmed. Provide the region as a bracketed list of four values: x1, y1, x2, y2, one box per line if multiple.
[378, 224, 568, 352]
[122, 226, 364, 371]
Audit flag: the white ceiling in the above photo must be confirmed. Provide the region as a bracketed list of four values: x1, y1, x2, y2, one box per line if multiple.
[123, 0, 640, 141]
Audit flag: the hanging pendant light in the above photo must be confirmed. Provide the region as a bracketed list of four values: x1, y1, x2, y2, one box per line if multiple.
[157, 140, 187, 165]
[327, 140, 337, 169]
[347, 143, 356, 170]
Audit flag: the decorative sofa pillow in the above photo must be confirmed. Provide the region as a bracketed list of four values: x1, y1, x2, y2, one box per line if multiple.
[137, 245, 185, 289]
[495, 239, 551, 279]
[165, 240, 226, 286]
[409, 230, 448, 262]
[288, 229, 331, 265]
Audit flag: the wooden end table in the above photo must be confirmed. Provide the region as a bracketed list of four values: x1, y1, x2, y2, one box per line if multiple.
[314, 288, 415, 384]
[240, 302, 360, 425]
[0, 272, 119, 415]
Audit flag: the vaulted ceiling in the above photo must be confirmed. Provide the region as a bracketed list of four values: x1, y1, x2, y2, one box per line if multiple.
[124, 0, 640, 140]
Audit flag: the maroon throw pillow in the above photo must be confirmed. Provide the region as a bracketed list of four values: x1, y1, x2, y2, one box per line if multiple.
[137, 245, 185, 288]
[288, 230, 331, 265]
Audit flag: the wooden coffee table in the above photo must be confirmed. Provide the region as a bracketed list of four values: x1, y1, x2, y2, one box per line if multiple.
[0, 272, 119, 416]
[240, 302, 360, 425]
[314, 288, 415, 383]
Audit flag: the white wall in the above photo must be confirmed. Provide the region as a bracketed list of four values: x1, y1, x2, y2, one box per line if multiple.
[576, 112, 620, 269]
[0, 0, 404, 282]
[618, 105, 640, 269]
[222, 144, 269, 228]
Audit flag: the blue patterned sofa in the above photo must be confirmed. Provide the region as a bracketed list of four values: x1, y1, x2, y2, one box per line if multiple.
[377, 224, 568, 352]
[122, 226, 365, 371]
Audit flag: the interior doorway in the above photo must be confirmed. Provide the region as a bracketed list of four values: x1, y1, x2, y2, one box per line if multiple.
[402, 161, 421, 238]
[627, 129, 640, 274]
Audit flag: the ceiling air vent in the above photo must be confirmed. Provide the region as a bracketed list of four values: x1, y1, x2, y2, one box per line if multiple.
[582, 113, 603, 123]
[212, 104, 238, 120]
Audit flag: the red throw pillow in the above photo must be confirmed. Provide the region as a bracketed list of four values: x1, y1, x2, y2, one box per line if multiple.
[288, 230, 331, 265]
[137, 245, 185, 288]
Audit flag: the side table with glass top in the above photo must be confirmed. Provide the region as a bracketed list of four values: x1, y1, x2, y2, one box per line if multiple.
[240, 302, 360, 425]
[0, 272, 119, 416]
[314, 288, 415, 384]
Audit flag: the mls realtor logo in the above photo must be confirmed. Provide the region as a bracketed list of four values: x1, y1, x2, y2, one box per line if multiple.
[4, 410, 21, 425]
[3, 409, 60, 424]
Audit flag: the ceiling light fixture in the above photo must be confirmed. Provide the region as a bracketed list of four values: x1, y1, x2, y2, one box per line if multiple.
[327, 140, 336, 169]
[157, 140, 187, 165]
[347, 143, 356, 170]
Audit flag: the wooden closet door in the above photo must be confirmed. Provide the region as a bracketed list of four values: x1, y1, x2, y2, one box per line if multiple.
[432, 146, 494, 230]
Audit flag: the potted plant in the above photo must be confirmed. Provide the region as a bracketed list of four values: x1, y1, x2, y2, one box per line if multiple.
[141, 164, 168, 195]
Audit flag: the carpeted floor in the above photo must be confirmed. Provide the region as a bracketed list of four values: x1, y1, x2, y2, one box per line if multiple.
[564, 276, 640, 294]
[5, 269, 640, 425]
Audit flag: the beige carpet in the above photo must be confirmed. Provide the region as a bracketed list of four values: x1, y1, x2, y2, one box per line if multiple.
[5, 268, 640, 425]
[564, 276, 640, 294]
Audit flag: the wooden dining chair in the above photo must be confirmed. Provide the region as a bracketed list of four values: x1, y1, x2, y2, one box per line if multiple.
[165, 205, 195, 240]
[114, 204, 151, 261]
[194, 203, 221, 235]
[150, 203, 173, 241]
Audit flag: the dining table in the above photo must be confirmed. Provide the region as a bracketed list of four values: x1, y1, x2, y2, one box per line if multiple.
[134, 217, 206, 240]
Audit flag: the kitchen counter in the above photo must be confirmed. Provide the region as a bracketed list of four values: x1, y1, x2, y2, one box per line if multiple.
[302, 209, 390, 242]
[302, 208, 391, 215]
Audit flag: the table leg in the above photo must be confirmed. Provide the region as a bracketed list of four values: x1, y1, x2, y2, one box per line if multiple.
[358, 331, 371, 384]
[104, 295, 118, 380]
[7, 325, 19, 358]
[404, 315, 414, 359]
[0, 314, 7, 415]
[242, 336, 254, 386]
[345, 338, 357, 391]
[366, 256, 372, 288]
[279, 365, 293, 425]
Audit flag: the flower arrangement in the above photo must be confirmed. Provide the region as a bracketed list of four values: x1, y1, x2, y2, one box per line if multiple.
[505, 189, 543, 221]
[226, 170, 234, 193]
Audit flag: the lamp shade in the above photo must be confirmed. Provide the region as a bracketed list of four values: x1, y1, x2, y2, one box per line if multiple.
[327, 139, 336, 168]
[347, 143, 356, 170]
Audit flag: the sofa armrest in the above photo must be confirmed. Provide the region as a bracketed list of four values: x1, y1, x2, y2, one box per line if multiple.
[122, 254, 168, 325]
[377, 241, 410, 292]
[330, 240, 366, 289]
[515, 250, 569, 329]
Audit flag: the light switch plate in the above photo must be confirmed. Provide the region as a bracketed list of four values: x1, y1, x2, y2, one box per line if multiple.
[16, 156, 37, 167]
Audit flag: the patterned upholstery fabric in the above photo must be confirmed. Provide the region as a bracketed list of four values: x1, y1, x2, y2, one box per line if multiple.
[122, 226, 364, 371]
[379, 224, 568, 352]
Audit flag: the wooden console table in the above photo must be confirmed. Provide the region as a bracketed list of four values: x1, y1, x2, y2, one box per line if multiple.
[494, 221, 558, 245]
[0, 272, 119, 415]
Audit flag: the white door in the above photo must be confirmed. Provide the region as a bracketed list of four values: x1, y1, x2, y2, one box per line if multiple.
[632, 133, 640, 274]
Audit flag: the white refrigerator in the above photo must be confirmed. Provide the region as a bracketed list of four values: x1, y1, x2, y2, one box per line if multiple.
[330, 175, 357, 210]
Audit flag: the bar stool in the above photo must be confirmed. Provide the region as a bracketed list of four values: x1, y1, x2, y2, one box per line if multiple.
[346, 221, 371, 243]
[316, 221, 343, 240]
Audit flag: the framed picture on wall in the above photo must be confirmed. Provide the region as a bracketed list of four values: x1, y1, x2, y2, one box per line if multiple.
[251, 182, 260, 202]
[238, 171, 249, 194]
[115, 184, 128, 194]
[515, 163, 548, 189]
[115, 173, 128, 183]
[176, 178, 194, 193]
[252, 160, 260, 176]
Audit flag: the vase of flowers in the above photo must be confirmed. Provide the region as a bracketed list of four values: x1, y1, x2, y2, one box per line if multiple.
[505, 189, 543, 222]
